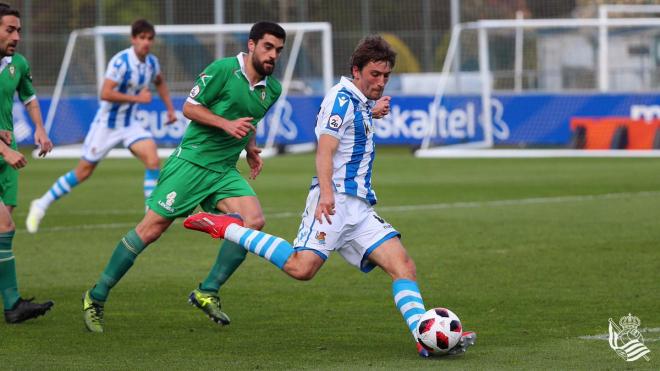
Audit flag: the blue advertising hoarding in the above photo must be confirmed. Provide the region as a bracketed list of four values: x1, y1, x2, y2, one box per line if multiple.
[12, 94, 660, 147]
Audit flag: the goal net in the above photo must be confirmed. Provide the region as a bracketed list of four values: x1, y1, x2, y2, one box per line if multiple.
[416, 12, 660, 157]
[43, 22, 332, 158]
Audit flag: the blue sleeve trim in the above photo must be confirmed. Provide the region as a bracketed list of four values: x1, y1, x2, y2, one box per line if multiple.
[360, 231, 401, 273]
[293, 247, 328, 261]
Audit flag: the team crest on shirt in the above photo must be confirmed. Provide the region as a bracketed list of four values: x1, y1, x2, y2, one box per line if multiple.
[8, 65, 15, 77]
[261, 90, 266, 101]
[315, 231, 326, 245]
[328, 114, 343, 129]
[189, 85, 200, 98]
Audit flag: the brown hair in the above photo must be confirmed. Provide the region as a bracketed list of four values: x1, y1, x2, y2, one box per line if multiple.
[350, 35, 396, 74]
[131, 19, 155, 37]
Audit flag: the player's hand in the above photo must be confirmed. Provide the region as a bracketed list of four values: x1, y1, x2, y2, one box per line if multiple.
[165, 110, 177, 125]
[1, 148, 27, 169]
[315, 192, 335, 224]
[372, 96, 391, 119]
[246, 146, 263, 180]
[0, 130, 11, 146]
[34, 127, 53, 157]
[221, 117, 254, 139]
[135, 88, 152, 104]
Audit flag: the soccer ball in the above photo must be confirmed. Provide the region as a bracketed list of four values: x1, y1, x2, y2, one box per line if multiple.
[416, 307, 462, 354]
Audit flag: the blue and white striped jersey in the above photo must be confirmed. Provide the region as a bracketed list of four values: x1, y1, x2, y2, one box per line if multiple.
[316, 76, 377, 205]
[95, 47, 161, 128]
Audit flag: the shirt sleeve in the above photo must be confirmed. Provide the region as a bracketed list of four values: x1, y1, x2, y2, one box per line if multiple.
[17, 60, 36, 103]
[187, 61, 230, 107]
[149, 55, 161, 82]
[105, 54, 127, 83]
[317, 91, 354, 140]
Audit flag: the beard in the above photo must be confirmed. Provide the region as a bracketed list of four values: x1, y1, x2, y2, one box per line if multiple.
[252, 54, 275, 76]
[0, 43, 16, 57]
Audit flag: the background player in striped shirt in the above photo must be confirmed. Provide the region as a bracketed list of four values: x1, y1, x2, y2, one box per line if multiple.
[0, 3, 54, 324]
[184, 35, 475, 357]
[26, 19, 176, 233]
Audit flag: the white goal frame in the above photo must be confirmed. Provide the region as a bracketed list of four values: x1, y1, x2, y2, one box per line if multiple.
[43, 22, 333, 158]
[416, 16, 660, 158]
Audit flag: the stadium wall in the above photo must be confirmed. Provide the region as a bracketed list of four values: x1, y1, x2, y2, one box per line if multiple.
[12, 94, 660, 148]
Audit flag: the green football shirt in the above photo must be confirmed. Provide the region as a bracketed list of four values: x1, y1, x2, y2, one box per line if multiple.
[177, 53, 282, 172]
[0, 53, 36, 132]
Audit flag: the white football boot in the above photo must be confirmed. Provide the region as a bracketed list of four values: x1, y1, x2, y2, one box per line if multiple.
[26, 200, 46, 234]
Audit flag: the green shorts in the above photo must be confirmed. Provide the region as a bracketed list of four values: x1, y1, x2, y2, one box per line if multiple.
[147, 156, 256, 218]
[0, 163, 18, 207]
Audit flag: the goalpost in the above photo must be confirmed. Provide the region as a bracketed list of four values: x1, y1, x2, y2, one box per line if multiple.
[42, 22, 333, 158]
[416, 14, 660, 158]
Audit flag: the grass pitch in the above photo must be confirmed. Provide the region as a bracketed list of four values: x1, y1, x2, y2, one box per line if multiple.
[1, 148, 658, 369]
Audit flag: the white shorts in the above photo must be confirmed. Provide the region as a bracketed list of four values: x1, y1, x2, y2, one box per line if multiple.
[81, 118, 153, 163]
[292, 185, 400, 273]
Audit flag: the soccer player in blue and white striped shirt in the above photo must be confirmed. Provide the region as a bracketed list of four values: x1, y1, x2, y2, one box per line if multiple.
[26, 19, 176, 233]
[184, 35, 475, 357]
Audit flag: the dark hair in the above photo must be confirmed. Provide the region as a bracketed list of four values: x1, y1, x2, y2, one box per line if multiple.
[350, 35, 396, 73]
[249, 21, 286, 43]
[131, 19, 155, 37]
[0, 3, 20, 19]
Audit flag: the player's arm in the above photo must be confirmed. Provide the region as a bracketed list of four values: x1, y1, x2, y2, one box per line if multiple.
[100, 78, 151, 104]
[16, 61, 52, 156]
[0, 139, 26, 169]
[315, 134, 339, 224]
[24, 99, 53, 157]
[182, 101, 253, 140]
[245, 135, 263, 180]
[153, 73, 177, 124]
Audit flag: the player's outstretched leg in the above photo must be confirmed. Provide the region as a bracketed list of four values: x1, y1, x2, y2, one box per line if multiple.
[82, 290, 104, 333]
[184, 212, 294, 271]
[392, 279, 430, 357]
[188, 288, 231, 325]
[183, 212, 244, 239]
[82, 229, 148, 332]
[4, 297, 54, 324]
[26, 170, 80, 233]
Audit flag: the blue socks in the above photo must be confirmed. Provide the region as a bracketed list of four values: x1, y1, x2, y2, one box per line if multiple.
[37, 170, 79, 209]
[144, 168, 159, 199]
[392, 278, 426, 337]
[223, 224, 294, 270]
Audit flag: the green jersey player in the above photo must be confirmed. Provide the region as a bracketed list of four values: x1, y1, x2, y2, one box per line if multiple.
[81, 21, 286, 333]
[0, 3, 54, 324]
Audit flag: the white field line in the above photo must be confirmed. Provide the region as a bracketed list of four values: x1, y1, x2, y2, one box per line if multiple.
[15, 190, 660, 234]
[579, 327, 660, 342]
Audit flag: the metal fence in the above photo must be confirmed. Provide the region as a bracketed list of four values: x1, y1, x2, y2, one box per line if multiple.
[5, 0, 655, 94]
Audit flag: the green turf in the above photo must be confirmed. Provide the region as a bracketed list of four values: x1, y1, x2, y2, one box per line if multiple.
[1, 149, 658, 369]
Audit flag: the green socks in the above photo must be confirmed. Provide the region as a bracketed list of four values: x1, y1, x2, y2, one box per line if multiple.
[0, 230, 19, 310]
[199, 240, 247, 293]
[90, 230, 146, 302]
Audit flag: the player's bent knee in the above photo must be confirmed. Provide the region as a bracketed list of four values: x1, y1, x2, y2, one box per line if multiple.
[0, 221, 15, 233]
[244, 215, 265, 230]
[283, 252, 322, 281]
[286, 266, 317, 281]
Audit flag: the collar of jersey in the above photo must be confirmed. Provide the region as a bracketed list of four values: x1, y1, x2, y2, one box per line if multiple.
[339, 76, 369, 104]
[128, 46, 147, 66]
[236, 52, 267, 91]
[0, 56, 12, 74]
